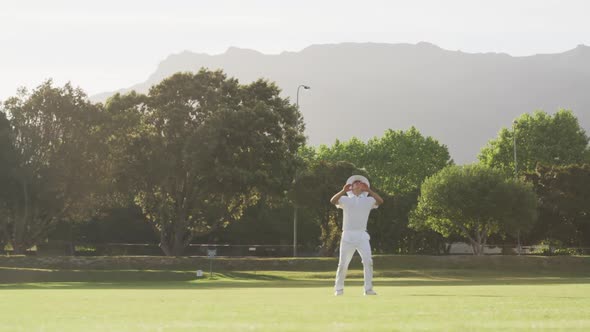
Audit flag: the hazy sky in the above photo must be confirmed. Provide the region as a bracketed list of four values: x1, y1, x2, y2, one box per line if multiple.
[1, 0, 589, 101]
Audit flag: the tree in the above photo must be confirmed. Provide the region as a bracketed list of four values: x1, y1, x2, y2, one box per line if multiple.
[0, 111, 18, 250]
[316, 127, 453, 195]
[316, 137, 367, 168]
[524, 164, 590, 247]
[212, 194, 320, 252]
[48, 206, 158, 246]
[105, 69, 305, 256]
[366, 127, 453, 195]
[313, 127, 452, 253]
[367, 189, 448, 254]
[290, 161, 365, 256]
[479, 110, 590, 175]
[0, 82, 108, 254]
[409, 165, 538, 255]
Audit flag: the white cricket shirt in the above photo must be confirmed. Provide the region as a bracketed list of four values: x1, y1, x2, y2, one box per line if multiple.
[336, 193, 379, 231]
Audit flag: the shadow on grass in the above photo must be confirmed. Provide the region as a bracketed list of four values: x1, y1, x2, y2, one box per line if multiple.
[1, 267, 589, 289]
[405, 293, 586, 299]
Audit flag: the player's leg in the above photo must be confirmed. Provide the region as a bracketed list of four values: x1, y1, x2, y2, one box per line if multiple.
[357, 232, 376, 294]
[334, 237, 356, 295]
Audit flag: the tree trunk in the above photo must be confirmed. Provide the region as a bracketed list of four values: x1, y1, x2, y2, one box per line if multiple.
[158, 220, 193, 256]
[445, 243, 452, 254]
[468, 225, 488, 256]
[11, 214, 35, 254]
[11, 241, 31, 255]
[159, 234, 187, 256]
[455, 223, 483, 255]
[11, 179, 30, 255]
[159, 240, 186, 256]
[469, 240, 481, 255]
[469, 233, 484, 256]
[12, 214, 33, 255]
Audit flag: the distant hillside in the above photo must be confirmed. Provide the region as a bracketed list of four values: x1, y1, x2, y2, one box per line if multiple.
[92, 42, 590, 163]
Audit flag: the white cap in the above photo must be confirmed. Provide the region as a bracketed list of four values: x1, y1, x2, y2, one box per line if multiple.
[345, 175, 370, 197]
[346, 175, 370, 187]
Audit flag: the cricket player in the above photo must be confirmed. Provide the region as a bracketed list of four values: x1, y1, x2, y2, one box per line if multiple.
[330, 175, 384, 296]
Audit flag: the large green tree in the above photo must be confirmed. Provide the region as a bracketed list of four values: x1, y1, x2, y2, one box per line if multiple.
[0, 82, 107, 254]
[367, 189, 449, 254]
[367, 127, 453, 195]
[525, 164, 590, 247]
[315, 137, 367, 170]
[0, 112, 18, 250]
[105, 69, 305, 256]
[479, 110, 590, 176]
[316, 127, 453, 195]
[410, 165, 538, 255]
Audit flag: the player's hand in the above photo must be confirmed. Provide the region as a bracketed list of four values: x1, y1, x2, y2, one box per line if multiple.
[361, 183, 370, 192]
[342, 184, 352, 192]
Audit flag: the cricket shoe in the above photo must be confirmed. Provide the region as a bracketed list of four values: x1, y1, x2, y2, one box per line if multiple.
[364, 289, 377, 296]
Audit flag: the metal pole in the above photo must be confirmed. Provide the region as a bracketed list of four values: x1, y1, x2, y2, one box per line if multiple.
[293, 207, 298, 257]
[513, 121, 518, 178]
[513, 120, 521, 256]
[293, 85, 309, 257]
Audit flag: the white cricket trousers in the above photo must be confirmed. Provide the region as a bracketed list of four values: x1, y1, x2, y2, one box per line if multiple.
[334, 230, 373, 291]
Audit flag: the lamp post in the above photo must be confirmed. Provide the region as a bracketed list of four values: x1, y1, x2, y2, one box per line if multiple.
[513, 120, 521, 255]
[513, 121, 518, 178]
[293, 84, 310, 257]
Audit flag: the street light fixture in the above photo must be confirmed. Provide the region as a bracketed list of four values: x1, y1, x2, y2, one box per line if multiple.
[293, 84, 310, 257]
[297, 85, 310, 106]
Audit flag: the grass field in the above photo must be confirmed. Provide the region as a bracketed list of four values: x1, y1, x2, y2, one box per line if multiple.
[1, 256, 589, 331]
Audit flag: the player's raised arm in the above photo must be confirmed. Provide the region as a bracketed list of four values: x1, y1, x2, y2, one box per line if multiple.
[330, 183, 351, 205]
[364, 184, 384, 206]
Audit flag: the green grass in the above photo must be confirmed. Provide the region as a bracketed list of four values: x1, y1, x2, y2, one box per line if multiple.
[1, 257, 589, 331]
